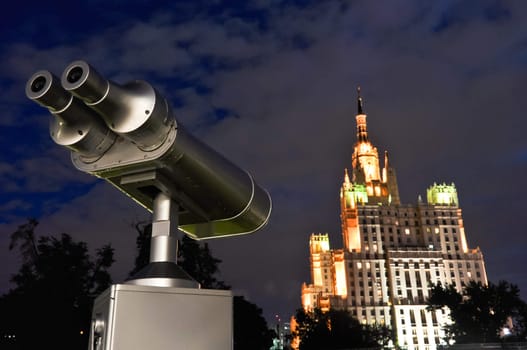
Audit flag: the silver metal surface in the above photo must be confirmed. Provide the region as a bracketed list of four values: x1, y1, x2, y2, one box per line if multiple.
[125, 191, 200, 287]
[26, 60, 272, 239]
[150, 192, 178, 262]
[126, 276, 199, 288]
[89, 284, 233, 350]
[62, 60, 172, 151]
[125, 261, 200, 288]
[25, 70, 116, 161]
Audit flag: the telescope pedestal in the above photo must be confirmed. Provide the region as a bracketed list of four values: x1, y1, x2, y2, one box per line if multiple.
[89, 192, 233, 349]
[125, 191, 200, 288]
[89, 284, 233, 350]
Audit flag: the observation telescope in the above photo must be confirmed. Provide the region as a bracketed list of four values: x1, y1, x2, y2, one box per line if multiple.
[26, 60, 272, 349]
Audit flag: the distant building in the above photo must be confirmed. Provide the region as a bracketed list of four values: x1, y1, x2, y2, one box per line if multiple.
[270, 316, 291, 350]
[300, 89, 488, 350]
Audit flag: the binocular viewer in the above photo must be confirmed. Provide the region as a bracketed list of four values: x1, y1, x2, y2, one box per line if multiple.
[26, 60, 271, 240]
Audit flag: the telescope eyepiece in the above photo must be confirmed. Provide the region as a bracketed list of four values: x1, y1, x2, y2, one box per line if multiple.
[26, 70, 71, 111]
[62, 60, 108, 104]
[66, 66, 84, 84]
[30, 75, 47, 93]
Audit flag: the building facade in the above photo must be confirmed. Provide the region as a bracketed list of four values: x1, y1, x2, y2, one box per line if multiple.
[300, 89, 488, 350]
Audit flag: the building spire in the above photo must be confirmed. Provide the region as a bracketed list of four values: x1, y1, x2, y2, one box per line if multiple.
[355, 86, 368, 142]
[357, 86, 364, 115]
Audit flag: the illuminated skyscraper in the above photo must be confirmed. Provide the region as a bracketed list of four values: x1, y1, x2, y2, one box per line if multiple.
[300, 89, 488, 350]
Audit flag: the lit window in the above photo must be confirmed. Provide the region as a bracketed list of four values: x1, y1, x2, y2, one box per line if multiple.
[405, 228, 410, 235]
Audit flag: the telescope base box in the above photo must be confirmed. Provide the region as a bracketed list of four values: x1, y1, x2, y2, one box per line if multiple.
[89, 283, 233, 350]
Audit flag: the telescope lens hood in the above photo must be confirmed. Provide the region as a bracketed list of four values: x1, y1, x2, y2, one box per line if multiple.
[62, 60, 108, 104]
[26, 70, 71, 111]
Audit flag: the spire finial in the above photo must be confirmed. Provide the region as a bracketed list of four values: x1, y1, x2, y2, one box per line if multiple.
[357, 86, 364, 115]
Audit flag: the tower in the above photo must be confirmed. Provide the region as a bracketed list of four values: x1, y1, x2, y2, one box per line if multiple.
[300, 89, 488, 350]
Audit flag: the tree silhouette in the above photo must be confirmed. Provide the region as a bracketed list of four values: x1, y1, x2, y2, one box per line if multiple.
[0, 219, 114, 350]
[233, 295, 276, 350]
[427, 280, 527, 344]
[293, 307, 392, 350]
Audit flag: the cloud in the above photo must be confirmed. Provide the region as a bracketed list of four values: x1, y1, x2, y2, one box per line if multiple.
[2, 0, 527, 321]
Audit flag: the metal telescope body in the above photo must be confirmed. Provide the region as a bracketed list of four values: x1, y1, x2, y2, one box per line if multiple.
[26, 60, 272, 350]
[26, 60, 271, 240]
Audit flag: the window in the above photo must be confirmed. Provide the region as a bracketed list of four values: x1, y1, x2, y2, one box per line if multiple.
[410, 310, 416, 325]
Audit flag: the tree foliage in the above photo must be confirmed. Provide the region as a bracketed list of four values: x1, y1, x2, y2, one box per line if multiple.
[293, 307, 392, 350]
[0, 219, 114, 350]
[233, 295, 276, 350]
[427, 280, 527, 344]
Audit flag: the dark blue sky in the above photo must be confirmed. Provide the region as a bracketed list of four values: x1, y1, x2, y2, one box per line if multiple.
[1, 0, 527, 322]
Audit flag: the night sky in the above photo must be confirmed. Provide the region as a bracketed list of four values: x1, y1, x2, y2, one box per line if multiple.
[1, 0, 527, 323]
